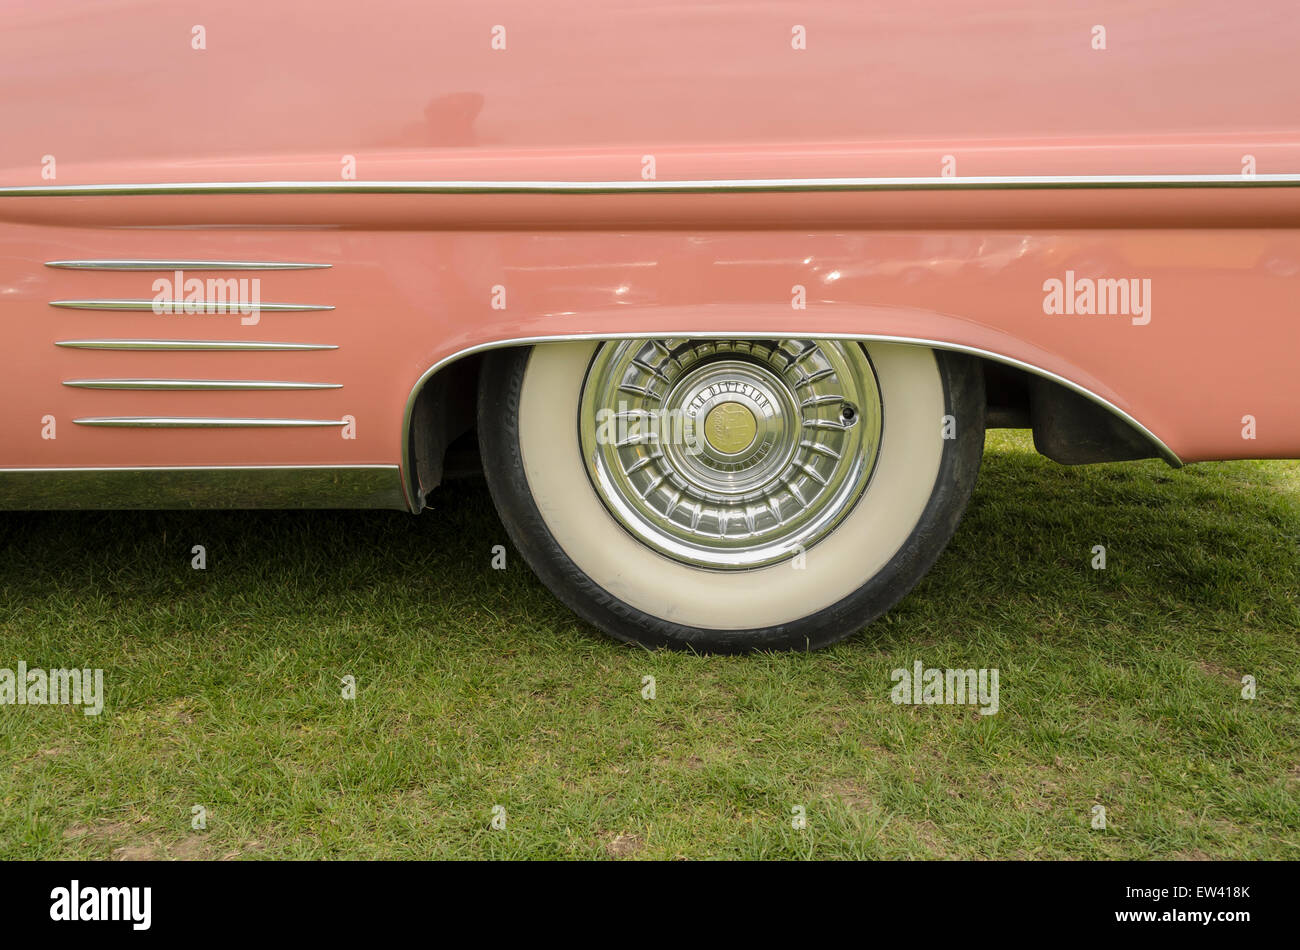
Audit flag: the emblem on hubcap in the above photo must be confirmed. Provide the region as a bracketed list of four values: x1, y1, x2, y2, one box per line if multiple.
[704, 401, 757, 455]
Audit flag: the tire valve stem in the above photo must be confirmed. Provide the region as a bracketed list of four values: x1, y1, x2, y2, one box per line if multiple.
[840, 402, 858, 426]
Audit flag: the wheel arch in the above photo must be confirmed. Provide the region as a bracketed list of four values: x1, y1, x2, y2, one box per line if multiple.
[401, 332, 1181, 512]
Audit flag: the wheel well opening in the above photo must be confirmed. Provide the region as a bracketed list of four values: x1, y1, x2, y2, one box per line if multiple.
[406, 344, 1174, 510]
[407, 353, 483, 510]
[981, 361, 1167, 465]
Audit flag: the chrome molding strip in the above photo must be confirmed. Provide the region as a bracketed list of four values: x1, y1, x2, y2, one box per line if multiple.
[2, 173, 1300, 197]
[46, 260, 330, 271]
[0, 464, 405, 511]
[399, 333, 1184, 512]
[49, 299, 333, 312]
[63, 378, 341, 391]
[55, 339, 338, 351]
[74, 417, 348, 428]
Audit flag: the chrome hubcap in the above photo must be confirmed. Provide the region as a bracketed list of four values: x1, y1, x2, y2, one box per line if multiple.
[579, 339, 883, 569]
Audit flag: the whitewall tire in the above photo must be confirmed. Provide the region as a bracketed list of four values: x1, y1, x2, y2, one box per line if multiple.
[478, 339, 984, 653]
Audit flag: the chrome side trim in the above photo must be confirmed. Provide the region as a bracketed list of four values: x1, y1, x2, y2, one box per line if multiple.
[73, 417, 348, 428]
[49, 299, 333, 312]
[0, 464, 405, 511]
[399, 333, 1184, 512]
[2, 174, 1300, 197]
[63, 378, 341, 391]
[55, 339, 338, 351]
[46, 260, 331, 271]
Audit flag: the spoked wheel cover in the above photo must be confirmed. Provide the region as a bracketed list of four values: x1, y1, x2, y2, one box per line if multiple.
[578, 339, 883, 569]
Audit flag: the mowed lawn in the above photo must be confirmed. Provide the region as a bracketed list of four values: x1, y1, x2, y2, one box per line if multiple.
[1, 431, 1297, 860]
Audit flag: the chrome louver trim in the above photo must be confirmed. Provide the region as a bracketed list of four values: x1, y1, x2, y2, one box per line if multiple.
[49, 299, 333, 312]
[73, 417, 349, 428]
[54, 339, 338, 351]
[63, 378, 342, 391]
[45, 260, 331, 271]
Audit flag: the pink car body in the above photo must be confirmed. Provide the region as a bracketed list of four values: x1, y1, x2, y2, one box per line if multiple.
[1, 0, 1297, 514]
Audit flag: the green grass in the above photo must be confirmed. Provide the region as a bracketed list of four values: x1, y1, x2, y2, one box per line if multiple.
[1, 431, 1297, 859]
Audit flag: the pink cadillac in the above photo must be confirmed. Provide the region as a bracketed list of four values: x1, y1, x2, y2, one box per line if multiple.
[1, 1, 1296, 652]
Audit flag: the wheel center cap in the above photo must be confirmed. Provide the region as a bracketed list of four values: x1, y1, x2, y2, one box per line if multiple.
[703, 401, 757, 455]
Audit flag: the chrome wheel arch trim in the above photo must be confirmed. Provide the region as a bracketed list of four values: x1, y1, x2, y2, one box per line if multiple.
[2, 173, 1300, 198]
[400, 333, 1183, 513]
